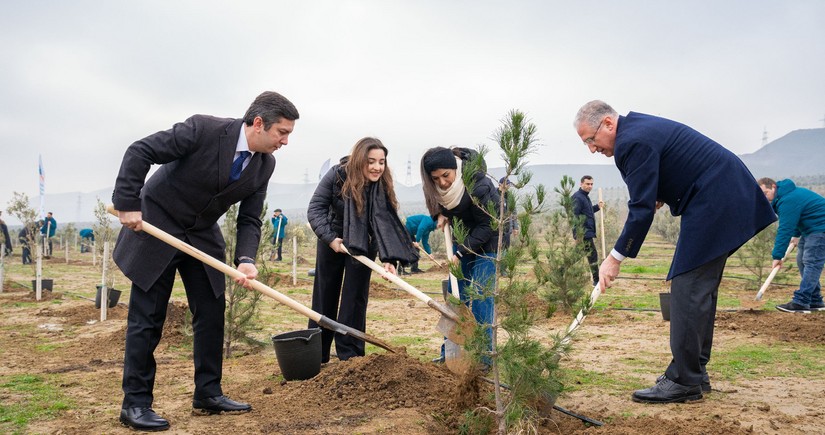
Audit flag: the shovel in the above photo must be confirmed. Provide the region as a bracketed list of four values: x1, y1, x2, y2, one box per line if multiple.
[416, 245, 445, 269]
[107, 205, 396, 354]
[340, 245, 475, 345]
[441, 223, 474, 374]
[561, 283, 601, 346]
[755, 242, 797, 301]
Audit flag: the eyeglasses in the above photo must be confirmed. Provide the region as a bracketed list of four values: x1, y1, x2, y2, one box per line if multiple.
[583, 119, 604, 145]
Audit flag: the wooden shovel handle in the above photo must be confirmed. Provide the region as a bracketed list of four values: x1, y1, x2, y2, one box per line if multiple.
[417, 245, 444, 268]
[598, 188, 606, 261]
[107, 205, 320, 320]
[105, 205, 398, 353]
[341, 246, 459, 321]
[443, 224, 461, 299]
[754, 242, 797, 301]
[561, 283, 601, 345]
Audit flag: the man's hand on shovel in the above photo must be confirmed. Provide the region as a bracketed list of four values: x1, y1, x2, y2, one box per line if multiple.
[118, 207, 259, 288]
[235, 263, 258, 289]
[755, 237, 798, 301]
[118, 210, 144, 232]
[598, 254, 621, 293]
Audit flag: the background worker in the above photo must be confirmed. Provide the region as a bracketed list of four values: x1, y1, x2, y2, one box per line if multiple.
[40, 212, 57, 257]
[403, 214, 436, 273]
[757, 177, 825, 313]
[0, 211, 12, 256]
[572, 175, 605, 285]
[79, 228, 94, 253]
[270, 209, 288, 261]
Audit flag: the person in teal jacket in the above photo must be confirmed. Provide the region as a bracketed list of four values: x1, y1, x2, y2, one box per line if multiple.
[758, 178, 825, 313]
[403, 214, 436, 273]
[270, 209, 288, 261]
[40, 212, 57, 257]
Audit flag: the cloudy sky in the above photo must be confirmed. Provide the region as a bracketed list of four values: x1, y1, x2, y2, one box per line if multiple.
[2, 0, 823, 210]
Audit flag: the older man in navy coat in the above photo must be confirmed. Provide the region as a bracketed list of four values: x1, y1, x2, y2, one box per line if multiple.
[113, 91, 298, 431]
[574, 100, 775, 404]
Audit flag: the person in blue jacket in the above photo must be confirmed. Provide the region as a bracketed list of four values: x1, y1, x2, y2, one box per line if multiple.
[575, 100, 776, 404]
[79, 228, 95, 253]
[40, 212, 57, 257]
[270, 209, 288, 261]
[757, 177, 825, 313]
[403, 214, 436, 273]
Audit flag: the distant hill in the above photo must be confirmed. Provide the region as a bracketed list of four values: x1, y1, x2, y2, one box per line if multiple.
[738, 128, 825, 179]
[10, 128, 825, 226]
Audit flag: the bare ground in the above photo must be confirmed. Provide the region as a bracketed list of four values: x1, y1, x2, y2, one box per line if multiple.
[1, 264, 824, 434]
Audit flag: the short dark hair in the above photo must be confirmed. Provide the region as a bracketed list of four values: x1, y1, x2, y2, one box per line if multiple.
[243, 91, 300, 130]
[274, 209, 282, 213]
[581, 175, 593, 183]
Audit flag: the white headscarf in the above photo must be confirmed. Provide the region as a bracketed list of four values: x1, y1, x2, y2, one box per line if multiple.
[436, 158, 465, 210]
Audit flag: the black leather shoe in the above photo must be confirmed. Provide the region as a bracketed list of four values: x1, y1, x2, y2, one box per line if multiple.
[192, 395, 252, 414]
[657, 373, 711, 393]
[119, 407, 169, 431]
[633, 377, 702, 403]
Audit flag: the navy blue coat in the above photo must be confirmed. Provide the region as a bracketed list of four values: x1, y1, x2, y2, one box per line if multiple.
[613, 112, 776, 279]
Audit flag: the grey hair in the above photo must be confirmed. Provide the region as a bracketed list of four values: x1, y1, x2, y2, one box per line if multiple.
[574, 100, 618, 129]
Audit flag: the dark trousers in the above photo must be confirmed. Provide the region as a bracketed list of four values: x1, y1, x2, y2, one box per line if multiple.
[664, 253, 728, 386]
[308, 240, 374, 362]
[122, 250, 225, 408]
[44, 237, 53, 257]
[583, 238, 599, 285]
[273, 236, 283, 260]
[21, 245, 31, 264]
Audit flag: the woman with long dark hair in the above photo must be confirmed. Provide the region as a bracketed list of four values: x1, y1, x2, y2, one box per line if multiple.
[421, 146, 500, 364]
[307, 137, 418, 362]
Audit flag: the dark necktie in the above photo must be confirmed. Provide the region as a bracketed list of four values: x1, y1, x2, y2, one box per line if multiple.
[229, 151, 251, 183]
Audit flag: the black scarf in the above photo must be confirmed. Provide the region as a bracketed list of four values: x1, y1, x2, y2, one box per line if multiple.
[343, 181, 419, 264]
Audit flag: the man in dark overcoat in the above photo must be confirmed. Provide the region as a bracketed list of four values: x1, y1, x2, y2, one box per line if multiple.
[112, 91, 298, 431]
[574, 100, 775, 404]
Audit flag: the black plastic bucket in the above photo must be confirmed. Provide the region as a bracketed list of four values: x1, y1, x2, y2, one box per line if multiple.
[31, 279, 54, 292]
[659, 292, 671, 321]
[95, 285, 122, 309]
[271, 328, 322, 381]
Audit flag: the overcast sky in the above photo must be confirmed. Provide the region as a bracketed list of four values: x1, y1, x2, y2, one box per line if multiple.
[2, 0, 824, 210]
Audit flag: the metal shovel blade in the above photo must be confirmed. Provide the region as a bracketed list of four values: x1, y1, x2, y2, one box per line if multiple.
[434, 299, 476, 345]
[444, 338, 471, 374]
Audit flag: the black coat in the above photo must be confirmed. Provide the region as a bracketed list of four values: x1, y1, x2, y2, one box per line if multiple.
[307, 158, 348, 247]
[572, 188, 600, 239]
[307, 158, 416, 264]
[439, 149, 500, 256]
[112, 115, 275, 296]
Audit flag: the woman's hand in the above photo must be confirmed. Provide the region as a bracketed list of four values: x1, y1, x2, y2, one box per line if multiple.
[329, 238, 345, 253]
[382, 262, 397, 280]
[436, 215, 449, 229]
